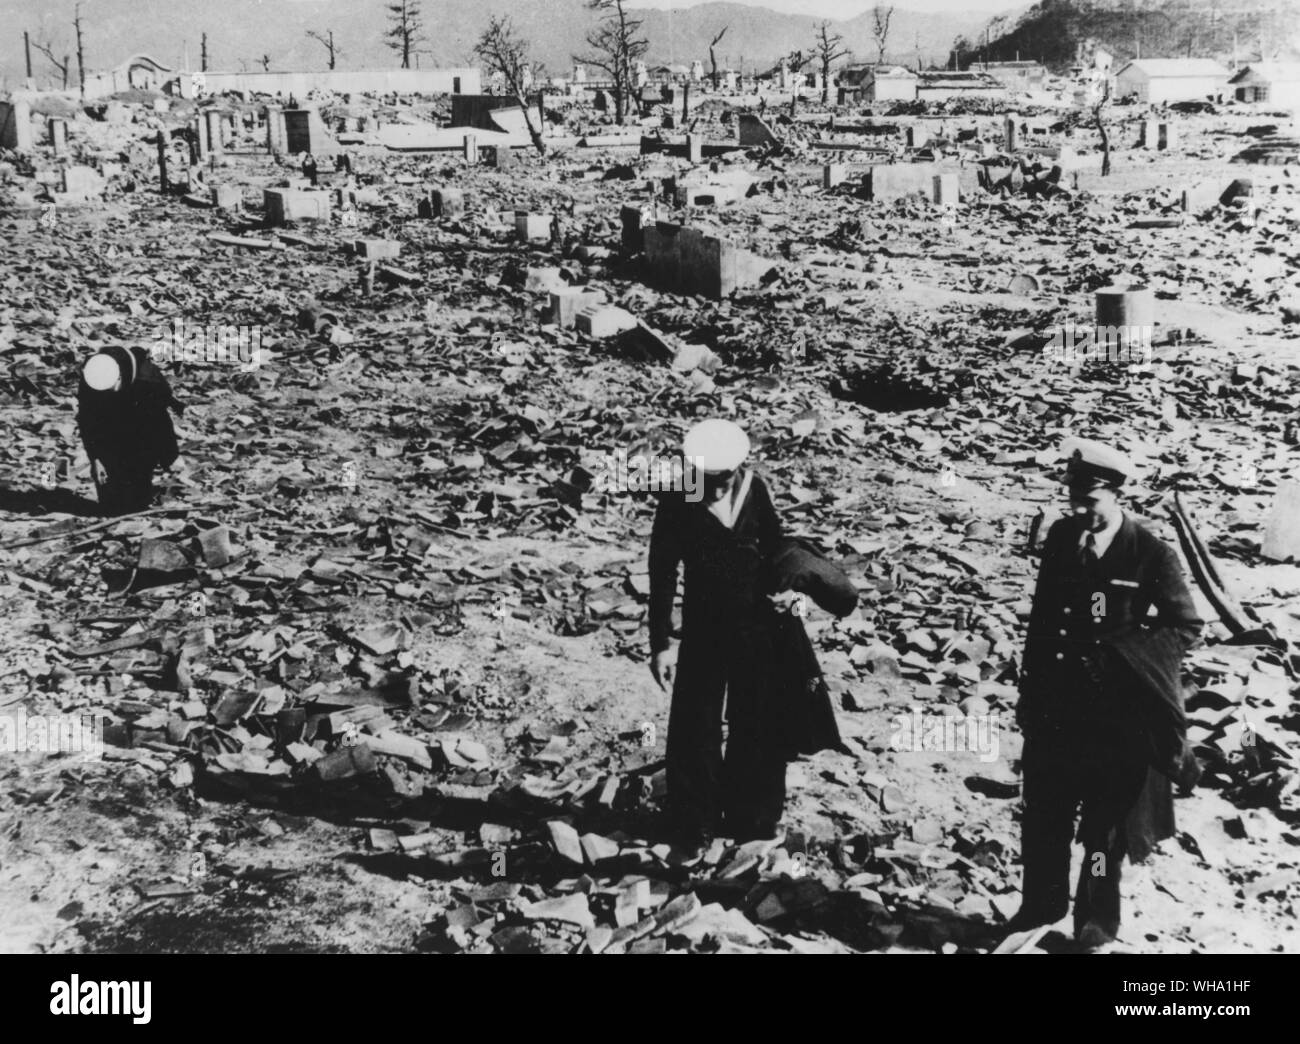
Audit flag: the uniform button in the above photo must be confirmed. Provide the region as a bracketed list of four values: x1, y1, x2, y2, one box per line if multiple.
[1063, 607, 1071, 615]
[1058, 629, 1067, 636]
[1093, 617, 1101, 624]
[1055, 653, 1064, 660]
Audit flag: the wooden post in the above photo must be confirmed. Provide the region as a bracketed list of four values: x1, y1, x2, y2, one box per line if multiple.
[156, 132, 169, 194]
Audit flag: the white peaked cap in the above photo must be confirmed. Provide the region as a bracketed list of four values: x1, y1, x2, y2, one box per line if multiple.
[682, 418, 750, 473]
[83, 353, 122, 392]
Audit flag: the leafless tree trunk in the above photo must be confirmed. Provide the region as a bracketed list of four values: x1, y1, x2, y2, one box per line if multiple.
[815, 21, 848, 104]
[476, 15, 548, 156]
[1093, 79, 1112, 177]
[386, 0, 425, 70]
[32, 38, 70, 90]
[307, 30, 342, 70]
[575, 0, 649, 124]
[709, 26, 728, 90]
[201, 33, 208, 73]
[73, 3, 86, 99]
[872, 5, 894, 65]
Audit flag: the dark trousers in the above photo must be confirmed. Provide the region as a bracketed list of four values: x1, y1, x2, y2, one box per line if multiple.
[666, 644, 786, 839]
[94, 455, 156, 516]
[1020, 736, 1148, 939]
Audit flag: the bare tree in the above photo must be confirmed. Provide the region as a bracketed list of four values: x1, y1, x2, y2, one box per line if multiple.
[1093, 78, 1112, 177]
[575, 0, 649, 124]
[73, 3, 85, 99]
[307, 29, 342, 70]
[386, 0, 425, 70]
[475, 15, 547, 156]
[709, 26, 728, 90]
[31, 37, 71, 90]
[814, 21, 848, 104]
[871, 5, 894, 65]
[260, 54, 271, 72]
[201, 32, 209, 72]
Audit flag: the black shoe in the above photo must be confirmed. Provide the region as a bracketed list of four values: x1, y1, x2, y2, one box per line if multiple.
[1075, 922, 1117, 949]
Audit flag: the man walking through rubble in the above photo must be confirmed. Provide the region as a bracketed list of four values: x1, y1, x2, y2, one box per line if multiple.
[77, 345, 182, 516]
[1012, 439, 1202, 948]
[648, 419, 846, 847]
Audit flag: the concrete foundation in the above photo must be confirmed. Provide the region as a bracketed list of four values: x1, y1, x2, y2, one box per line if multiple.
[0, 99, 33, 151]
[642, 220, 773, 300]
[266, 106, 285, 153]
[49, 118, 68, 155]
[283, 109, 335, 155]
[463, 134, 478, 163]
[932, 172, 960, 206]
[866, 162, 943, 202]
[418, 187, 466, 219]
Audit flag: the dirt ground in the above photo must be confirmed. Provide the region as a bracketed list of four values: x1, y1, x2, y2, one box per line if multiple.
[1, 99, 1298, 953]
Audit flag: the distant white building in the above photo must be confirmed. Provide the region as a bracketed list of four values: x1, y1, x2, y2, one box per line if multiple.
[1230, 62, 1300, 108]
[1114, 58, 1229, 104]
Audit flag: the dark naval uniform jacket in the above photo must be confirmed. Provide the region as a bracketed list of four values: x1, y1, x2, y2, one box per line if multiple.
[1018, 511, 1202, 859]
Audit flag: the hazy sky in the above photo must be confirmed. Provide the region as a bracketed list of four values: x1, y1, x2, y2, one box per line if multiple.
[634, 0, 1018, 16]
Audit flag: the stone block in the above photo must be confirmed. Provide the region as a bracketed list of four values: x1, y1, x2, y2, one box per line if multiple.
[60, 165, 104, 199]
[823, 163, 848, 189]
[515, 211, 554, 241]
[576, 305, 638, 338]
[210, 184, 242, 210]
[486, 145, 514, 169]
[352, 238, 401, 260]
[263, 187, 332, 224]
[550, 288, 605, 328]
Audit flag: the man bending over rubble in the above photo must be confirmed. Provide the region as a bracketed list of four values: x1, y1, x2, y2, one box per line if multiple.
[77, 346, 182, 516]
[1012, 438, 1202, 949]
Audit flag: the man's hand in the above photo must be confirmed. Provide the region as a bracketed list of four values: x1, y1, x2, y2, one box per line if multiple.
[92, 460, 109, 486]
[650, 645, 678, 693]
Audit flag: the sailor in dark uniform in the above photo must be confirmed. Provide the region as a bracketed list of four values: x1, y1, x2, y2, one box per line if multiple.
[648, 420, 846, 845]
[1012, 439, 1202, 947]
[77, 347, 182, 516]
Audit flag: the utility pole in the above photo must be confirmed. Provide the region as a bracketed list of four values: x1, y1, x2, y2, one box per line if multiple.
[74, 3, 86, 99]
[24, 30, 33, 84]
[201, 32, 209, 73]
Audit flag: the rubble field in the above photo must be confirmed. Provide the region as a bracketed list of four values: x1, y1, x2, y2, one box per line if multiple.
[1, 92, 1299, 954]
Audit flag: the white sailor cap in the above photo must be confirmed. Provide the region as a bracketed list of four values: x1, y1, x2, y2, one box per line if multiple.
[1061, 437, 1133, 490]
[682, 419, 750, 474]
[83, 353, 123, 392]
